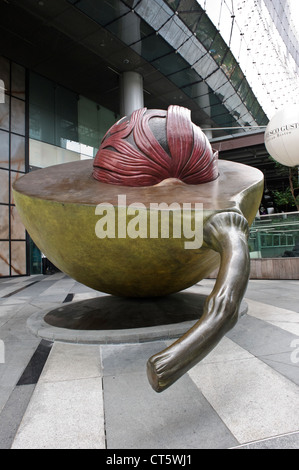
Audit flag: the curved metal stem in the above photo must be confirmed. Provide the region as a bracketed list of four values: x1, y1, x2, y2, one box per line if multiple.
[147, 211, 250, 392]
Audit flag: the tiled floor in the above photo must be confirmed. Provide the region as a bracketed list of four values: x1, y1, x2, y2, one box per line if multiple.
[0, 273, 298, 449]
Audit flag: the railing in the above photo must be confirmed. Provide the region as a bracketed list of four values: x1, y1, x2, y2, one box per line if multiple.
[249, 211, 299, 259]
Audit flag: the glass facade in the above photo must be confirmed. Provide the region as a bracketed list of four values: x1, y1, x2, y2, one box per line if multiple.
[0, 56, 28, 276]
[0, 57, 118, 277]
[69, 0, 268, 131]
[29, 72, 117, 166]
[27, 71, 119, 273]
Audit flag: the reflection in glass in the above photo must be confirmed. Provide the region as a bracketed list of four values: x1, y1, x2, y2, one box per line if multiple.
[0, 57, 10, 94]
[107, 13, 152, 46]
[135, 0, 173, 31]
[152, 52, 189, 76]
[76, 0, 130, 26]
[0, 98, 10, 131]
[11, 98, 25, 136]
[10, 241, 27, 275]
[132, 35, 172, 62]
[11, 206, 26, 240]
[0, 169, 9, 203]
[209, 33, 228, 66]
[11, 133, 25, 172]
[194, 13, 217, 50]
[178, 36, 206, 66]
[11, 63, 26, 101]
[0, 241, 10, 276]
[0, 130, 9, 169]
[193, 53, 217, 79]
[29, 73, 55, 144]
[0, 205, 9, 239]
[10, 171, 22, 204]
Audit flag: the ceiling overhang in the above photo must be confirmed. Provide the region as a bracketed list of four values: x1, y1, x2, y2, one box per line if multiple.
[0, 0, 268, 137]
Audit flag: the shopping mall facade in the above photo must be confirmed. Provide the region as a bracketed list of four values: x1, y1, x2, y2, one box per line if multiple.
[0, 0, 298, 278]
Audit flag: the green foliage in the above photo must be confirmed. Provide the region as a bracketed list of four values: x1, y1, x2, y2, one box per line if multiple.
[273, 188, 296, 210]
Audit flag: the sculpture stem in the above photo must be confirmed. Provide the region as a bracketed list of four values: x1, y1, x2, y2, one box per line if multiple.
[147, 211, 250, 392]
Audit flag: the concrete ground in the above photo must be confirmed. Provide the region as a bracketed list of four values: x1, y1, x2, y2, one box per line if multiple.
[0, 273, 298, 449]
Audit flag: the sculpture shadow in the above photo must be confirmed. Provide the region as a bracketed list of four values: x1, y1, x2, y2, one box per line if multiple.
[44, 292, 207, 331]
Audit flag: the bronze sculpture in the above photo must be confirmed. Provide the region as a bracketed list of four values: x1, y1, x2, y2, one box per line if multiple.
[13, 106, 264, 392]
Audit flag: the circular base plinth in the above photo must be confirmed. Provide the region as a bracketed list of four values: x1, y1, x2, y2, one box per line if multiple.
[27, 292, 248, 344]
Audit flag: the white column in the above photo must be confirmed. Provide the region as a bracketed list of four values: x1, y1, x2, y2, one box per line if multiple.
[120, 71, 144, 117]
[194, 82, 213, 140]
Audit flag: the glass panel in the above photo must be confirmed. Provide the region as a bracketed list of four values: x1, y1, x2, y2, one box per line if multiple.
[181, 80, 205, 98]
[29, 139, 80, 169]
[78, 97, 117, 149]
[11, 63, 26, 101]
[0, 97, 10, 131]
[0, 169, 9, 203]
[225, 93, 243, 114]
[237, 78, 250, 103]
[194, 13, 217, 50]
[193, 53, 217, 79]
[0, 56, 10, 95]
[244, 89, 255, 110]
[250, 213, 299, 259]
[169, 67, 201, 88]
[177, 35, 206, 66]
[29, 238, 42, 275]
[248, 97, 260, 117]
[0, 205, 9, 239]
[29, 73, 55, 145]
[11, 97, 25, 136]
[55, 86, 78, 147]
[214, 112, 235, 127]
[11, 205, 26, 240]
[107, 13, 152, 45]
[0, 130, 9, 169]
[78, 96, 99, 149]
[10, 171, 23, 204]
[152, 52, 189, 76]
[122, 0, 143, 8]
[132, 35, 173, 61]
[215, 81, 234, 101]
[159, 15, 190, 51]
[255, 107, 266, 124]
[177, 1, 204, 31]
[76, 0, 130, 26]
[230, 64, 244, 91]
[10, 241, 27, 275]
[206, 69, 227, 90]
[11, 133, 25, 172]
[0, 241, 10, 276]
[210, 103, 229, 119]
[135, 0, 173, 31]
[210, 33, 228, 66]
[221, 50, 237, 78]
[164, 0, 180, 10]
[99, 107, 118, 143]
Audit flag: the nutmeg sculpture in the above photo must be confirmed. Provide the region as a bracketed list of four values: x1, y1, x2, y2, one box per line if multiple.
[13, 105, 264, 392]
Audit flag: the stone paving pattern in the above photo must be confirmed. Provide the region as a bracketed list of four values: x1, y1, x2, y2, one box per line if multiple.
[0, 273, 298, 449]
